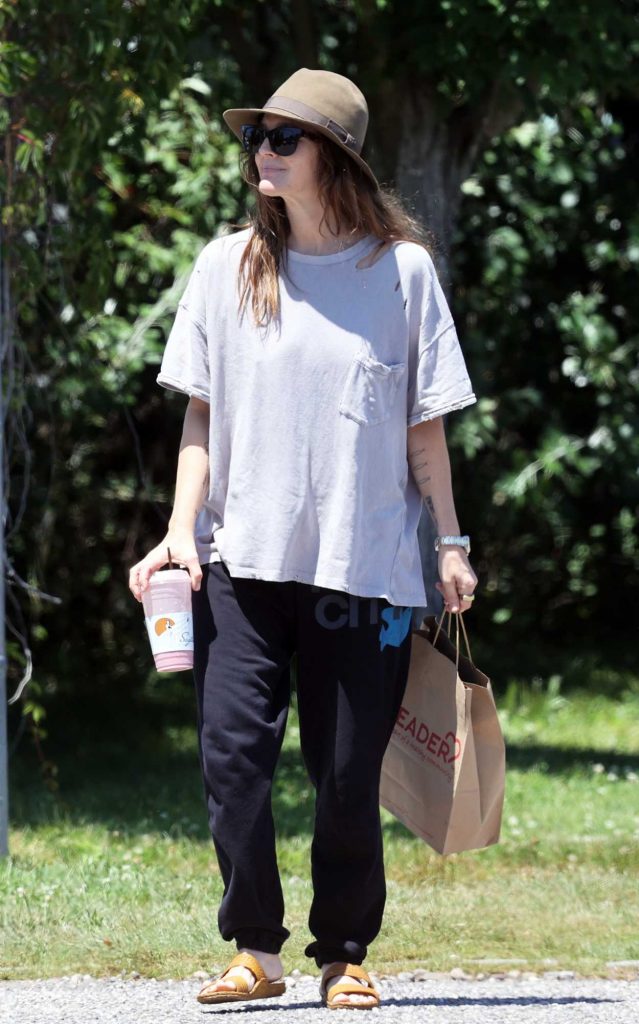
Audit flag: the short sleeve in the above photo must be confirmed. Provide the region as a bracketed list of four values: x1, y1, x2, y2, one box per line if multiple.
[406, 252, 477, 427]
[156, 247, 210, 403]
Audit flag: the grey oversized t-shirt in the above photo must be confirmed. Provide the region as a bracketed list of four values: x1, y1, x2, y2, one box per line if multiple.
[157, 228, 477, 607]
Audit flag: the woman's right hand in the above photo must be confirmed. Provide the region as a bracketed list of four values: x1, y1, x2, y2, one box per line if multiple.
[128, 526, 203, 603]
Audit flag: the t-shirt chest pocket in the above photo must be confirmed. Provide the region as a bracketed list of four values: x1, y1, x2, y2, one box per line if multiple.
[338, 354, 406, 426]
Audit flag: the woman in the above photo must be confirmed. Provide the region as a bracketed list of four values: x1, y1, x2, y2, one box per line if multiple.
[129, 68, 478, 1010]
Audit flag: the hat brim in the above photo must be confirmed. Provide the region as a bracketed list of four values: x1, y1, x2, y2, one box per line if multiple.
[223, 106, 379, 190]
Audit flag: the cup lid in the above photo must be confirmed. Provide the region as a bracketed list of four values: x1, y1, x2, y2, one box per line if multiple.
[150, 569, 191, 582]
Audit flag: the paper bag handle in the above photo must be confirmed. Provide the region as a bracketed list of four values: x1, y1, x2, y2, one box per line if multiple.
[432, 607, 474, 669]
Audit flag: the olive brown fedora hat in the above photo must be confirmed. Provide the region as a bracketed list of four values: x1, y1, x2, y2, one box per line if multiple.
[223, 67, 379, 190]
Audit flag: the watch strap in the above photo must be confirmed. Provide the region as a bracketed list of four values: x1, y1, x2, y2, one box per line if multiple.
[434, 534, 471, 553]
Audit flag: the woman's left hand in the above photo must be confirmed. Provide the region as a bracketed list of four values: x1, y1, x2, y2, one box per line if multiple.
[435, 547, 478, 613]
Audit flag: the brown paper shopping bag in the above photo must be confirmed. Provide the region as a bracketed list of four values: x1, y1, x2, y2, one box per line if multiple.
[380, 610, 505, 855]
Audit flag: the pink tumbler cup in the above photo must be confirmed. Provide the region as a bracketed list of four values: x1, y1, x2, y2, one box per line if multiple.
[142, 568, 194, 672]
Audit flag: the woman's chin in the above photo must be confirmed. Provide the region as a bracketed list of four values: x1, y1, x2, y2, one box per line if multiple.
[258, 178, 284, 198]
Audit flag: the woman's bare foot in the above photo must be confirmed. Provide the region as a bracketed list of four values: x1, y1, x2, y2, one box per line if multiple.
[206, 948, 283, 994]
[321, 962, 377, 1007]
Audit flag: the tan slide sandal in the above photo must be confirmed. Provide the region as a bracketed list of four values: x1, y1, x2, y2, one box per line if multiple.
[320, 962, 381, 1011]
[196, 951, 286, 1005]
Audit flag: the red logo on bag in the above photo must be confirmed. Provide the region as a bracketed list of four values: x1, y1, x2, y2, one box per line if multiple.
[394, 706, 461, 763]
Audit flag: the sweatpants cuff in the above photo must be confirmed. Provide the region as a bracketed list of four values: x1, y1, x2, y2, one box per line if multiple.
[304, 939, 366, 968]
[234, 928, 288, 954]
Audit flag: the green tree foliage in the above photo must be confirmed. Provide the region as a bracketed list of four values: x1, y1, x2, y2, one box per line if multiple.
[1, 1, 638, 745]
[2, 1, 244, 724]
[451, 96, 639, 663]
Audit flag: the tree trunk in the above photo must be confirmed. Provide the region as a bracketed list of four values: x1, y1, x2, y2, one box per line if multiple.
[389, 82, 525, 624]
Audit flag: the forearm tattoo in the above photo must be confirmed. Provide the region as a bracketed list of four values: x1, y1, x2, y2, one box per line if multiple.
[408, 444, 438, 529]
[424, 496, 438, 528]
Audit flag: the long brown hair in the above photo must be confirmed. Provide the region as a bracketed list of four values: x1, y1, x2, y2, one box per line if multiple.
[236, 131, 433, 325]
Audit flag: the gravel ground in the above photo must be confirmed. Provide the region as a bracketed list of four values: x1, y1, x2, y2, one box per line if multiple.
[1, 971, 638, 1024]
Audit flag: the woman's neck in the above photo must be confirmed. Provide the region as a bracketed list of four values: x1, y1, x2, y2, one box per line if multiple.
[284, 198, 364, 256]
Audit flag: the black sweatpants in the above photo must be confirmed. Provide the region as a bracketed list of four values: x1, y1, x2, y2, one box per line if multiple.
[191, 560, 413, 968]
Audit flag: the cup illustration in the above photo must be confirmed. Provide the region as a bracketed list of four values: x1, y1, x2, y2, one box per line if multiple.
[142, 568, 194, 672]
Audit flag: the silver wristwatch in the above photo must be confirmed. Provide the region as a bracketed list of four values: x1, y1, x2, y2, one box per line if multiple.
[434, 534, 471, 554]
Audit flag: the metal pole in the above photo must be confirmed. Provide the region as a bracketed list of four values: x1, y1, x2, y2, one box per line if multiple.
[0, 218, 9, 858]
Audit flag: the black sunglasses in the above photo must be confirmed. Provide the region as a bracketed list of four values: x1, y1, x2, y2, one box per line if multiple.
[240, 123, 313, 157]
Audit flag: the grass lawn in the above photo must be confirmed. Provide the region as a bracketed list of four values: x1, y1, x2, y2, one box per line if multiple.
[1, 677, 638, 981]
